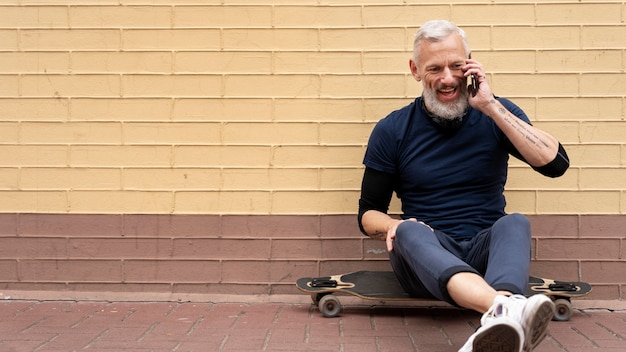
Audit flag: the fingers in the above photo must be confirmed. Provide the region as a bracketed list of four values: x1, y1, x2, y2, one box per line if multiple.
[465, 61, 494, 105]
[386, 232, 394, 252]
[386, 220, 401, 252]
[386, 219, 433, 252]
[464, 60, 486, 82]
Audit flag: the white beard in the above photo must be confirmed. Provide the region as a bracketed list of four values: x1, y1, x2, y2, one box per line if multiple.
[422, 84, 469, 120]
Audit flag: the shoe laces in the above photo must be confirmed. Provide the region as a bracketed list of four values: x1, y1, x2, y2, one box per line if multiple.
[481, 294, 527, 326]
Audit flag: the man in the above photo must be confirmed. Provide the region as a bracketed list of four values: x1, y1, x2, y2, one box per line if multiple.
[358, 20, 570, 352]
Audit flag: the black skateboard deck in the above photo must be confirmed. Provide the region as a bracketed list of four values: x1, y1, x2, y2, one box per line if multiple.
[296, 270, 591, 321]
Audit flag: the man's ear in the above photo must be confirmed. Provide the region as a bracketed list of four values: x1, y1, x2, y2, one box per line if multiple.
[409, 59, 421, 81]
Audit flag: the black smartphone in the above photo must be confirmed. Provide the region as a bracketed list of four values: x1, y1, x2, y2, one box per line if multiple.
[468, 53, 478, 97]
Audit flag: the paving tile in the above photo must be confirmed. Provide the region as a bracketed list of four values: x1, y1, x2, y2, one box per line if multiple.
[377, 335, 418, 350]
[31, 332, 97, 351]
[98, 326, 153, 341]
[533, 336, 566, 352]
[0, 339, 51, 352]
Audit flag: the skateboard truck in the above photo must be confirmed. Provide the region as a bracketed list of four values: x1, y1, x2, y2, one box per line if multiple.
[311, 277, 338, 288]
[549, 282, 577, 292]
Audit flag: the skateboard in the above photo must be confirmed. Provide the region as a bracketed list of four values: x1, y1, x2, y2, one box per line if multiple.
[525, 276, 592, 321]
[296, 271, 591, 321]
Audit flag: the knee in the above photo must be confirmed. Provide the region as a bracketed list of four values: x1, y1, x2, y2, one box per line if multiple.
[496, 213, 529, 229]
[396, 220, 431, 237]
[395, 220, 434, 244]
[493, 213, 531, 240]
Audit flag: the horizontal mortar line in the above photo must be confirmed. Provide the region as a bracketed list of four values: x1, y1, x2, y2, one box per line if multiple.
[532, 259, 622, 262]
[534, 237, 624, 239]
[6, 72, 626, 76]
[11, 23, 624, 29]
[8, 94, 624, 99]
[4, 48, 625, 52]
[4, 49, 411, 54]
[10, 166, 365, 169]
[506, 188, 618, 191]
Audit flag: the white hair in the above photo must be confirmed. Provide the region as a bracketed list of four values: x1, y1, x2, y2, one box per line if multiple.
[413, 20, 470, 64]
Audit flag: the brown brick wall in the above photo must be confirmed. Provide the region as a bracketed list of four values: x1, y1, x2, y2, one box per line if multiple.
[0, 213, 624, 301]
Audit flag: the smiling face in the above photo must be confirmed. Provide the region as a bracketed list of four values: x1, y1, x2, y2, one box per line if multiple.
[410, 32, 469, 119]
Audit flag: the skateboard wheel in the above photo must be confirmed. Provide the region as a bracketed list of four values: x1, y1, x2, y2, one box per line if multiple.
[552, 298, 573, 321]
[319, 294, 342, 318]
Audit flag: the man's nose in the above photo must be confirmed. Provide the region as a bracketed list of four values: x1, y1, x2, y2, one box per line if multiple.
[440, 67, 456, 85]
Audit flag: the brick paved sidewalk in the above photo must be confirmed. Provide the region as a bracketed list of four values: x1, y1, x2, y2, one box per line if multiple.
[0, 300, 624, 351]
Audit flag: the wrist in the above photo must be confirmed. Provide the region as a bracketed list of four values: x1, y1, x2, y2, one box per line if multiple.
[384, 218, 401, 233]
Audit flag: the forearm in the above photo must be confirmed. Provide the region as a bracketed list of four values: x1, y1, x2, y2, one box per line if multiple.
[361, 210, 402, 240]
[485, 98, 559, 167]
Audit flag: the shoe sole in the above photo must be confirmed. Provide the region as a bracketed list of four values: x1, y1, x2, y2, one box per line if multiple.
[473, 322, 522, 352]
[523, 296, 556, 352]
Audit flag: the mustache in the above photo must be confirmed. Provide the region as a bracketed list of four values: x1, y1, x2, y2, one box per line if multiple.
[436, 82, 464, 91]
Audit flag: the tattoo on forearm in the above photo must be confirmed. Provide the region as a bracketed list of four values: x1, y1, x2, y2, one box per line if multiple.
[491, 99, 549, 148]
[370, 232, 386, 240]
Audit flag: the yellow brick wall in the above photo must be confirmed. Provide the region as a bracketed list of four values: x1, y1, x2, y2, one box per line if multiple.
[0, 1, 625, 215]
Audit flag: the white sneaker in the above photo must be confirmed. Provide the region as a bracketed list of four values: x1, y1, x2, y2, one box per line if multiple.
[458, 316, 523, 352]
[483, 294, 555, 352]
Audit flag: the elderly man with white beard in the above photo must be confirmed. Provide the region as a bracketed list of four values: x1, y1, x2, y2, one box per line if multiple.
[357, 20, 570, 352]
